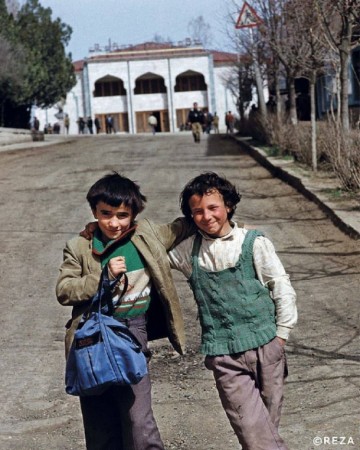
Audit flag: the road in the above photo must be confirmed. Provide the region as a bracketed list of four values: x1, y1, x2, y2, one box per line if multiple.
[0, 133, 359, 450]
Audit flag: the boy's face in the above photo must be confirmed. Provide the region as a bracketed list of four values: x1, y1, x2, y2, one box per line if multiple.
[189, 189, 232, 238]
[92, 201, 134, 241]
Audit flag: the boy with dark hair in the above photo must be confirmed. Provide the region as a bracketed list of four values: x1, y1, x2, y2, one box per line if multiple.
[56, 172, 192, 450]
[168, 172, 297, 450]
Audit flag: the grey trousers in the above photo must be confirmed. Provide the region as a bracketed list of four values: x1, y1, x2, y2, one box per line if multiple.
[205, 337, 289, 450]
[80, 315, 164, 450]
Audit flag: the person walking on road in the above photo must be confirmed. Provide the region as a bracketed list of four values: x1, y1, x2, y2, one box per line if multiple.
[56, 172, 194, 450]
[64, 114, 70, 134]
[87, 117, 94, 134]
[148, 112, 158, 135]
[225, 111, 235, 134]
[212, 112, 219, 134]
[168, 172, 297, 450]
[187, 102, 204, 143]
[94, 117, 101, 134]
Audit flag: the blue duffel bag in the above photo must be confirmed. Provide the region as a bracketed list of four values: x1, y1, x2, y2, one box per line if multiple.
[65, 267, 148, 396]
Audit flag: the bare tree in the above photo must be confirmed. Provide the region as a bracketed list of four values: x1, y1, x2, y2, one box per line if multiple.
[223, 1, 268, 118]
[282, 0, 329, 171]
[187, 15, 213, 48]
[315, 0, 360, 130]
[255, 0, 316, 125]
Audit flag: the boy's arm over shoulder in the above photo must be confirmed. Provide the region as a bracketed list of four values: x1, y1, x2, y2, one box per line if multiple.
[253, 235, 297, 341]
[56, 236, 99, 307]
[168, 234, 195, 278]
[138, 217, 196, 250]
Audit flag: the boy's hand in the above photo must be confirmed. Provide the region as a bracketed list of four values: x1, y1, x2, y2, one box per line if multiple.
[79, 221, 98, 240]
[108, 256, 127, 277]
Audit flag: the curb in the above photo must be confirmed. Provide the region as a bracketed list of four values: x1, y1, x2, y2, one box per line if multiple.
[234, 137, 360, 241]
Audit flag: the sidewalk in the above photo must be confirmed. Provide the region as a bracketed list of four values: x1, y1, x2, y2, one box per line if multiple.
[0, 127, 74, 152]
[234, 136, 360, 240]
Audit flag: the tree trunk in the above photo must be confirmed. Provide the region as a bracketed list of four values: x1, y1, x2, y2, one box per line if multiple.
[288, 76, 297, 125]
[310, 74, 317, 171]
[339, 13, 352, 131]
[253, 53, 267, 118]
[339, 45, 350, 131]
[250, 28, 267, 119]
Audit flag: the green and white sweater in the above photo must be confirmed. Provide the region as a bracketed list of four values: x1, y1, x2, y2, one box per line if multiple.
[92, 228, 151, 319]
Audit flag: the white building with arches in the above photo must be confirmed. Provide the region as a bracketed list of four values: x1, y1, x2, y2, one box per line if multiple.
[39, 42, 239, 134]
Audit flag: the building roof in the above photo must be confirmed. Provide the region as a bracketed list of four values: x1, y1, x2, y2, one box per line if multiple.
[73, 42, 238, 69]
[211, 50, 238, 66]
[73, 60, 84, 72]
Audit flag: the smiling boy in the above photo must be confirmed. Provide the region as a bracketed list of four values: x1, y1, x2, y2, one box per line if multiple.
[168, 172, 297, 450]
[56, 172, 193, 450]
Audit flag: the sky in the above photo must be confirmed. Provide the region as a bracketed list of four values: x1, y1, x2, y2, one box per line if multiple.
[18, 0, 240, 61]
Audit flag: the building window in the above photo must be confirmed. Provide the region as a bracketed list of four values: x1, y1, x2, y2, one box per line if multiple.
[175, 73, 207, 92]
[134, 76, 166, 94]
[94, 78, 126, 97]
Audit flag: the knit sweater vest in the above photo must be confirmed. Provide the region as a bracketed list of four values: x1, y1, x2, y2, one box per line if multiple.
[92, 228, 151, 319]
[189, 229, 276, 356]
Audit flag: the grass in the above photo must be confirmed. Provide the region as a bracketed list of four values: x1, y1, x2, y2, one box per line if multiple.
[320, 187, 360, 201]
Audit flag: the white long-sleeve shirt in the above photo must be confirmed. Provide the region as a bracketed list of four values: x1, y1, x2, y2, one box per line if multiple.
[168, 222, 297, 340]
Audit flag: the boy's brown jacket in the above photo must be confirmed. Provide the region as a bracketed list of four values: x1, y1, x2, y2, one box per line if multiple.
[56, 218, 193, 359]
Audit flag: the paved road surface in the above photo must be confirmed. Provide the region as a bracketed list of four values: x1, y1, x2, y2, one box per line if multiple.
[0, 134, 358, 449]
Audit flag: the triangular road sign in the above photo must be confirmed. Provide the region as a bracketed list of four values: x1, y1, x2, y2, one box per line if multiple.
[235, 2, 263, 29]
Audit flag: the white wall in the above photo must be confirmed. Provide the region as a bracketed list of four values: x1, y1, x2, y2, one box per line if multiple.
[42, 51, 240, 134]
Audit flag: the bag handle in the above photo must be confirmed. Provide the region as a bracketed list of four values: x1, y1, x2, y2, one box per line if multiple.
[83, 266, 128, 318]
[102, 268, 129, 316]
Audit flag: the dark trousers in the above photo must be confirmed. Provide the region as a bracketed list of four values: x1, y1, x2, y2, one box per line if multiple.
[80, 315, 164, 450]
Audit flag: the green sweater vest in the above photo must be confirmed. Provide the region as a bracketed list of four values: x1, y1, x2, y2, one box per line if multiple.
[189, 229, 276, 356]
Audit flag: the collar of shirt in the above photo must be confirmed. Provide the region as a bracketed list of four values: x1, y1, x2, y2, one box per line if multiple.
[199, 221, 238, 241]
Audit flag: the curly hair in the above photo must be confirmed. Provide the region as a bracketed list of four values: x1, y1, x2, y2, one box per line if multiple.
[180, 172, 241, 221]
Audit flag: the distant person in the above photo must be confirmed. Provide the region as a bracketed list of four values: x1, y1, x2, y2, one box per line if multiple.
[105, 115, 114, 134]
[64, 114, 70, 134]
[33, 117, 40, 131]
[168, 172, 297, 450]
[225, 111, 234, 134]
[187, 102, 204, 143]
[78, 117, 85, 134]
[212, 112, 219, 134]
[148, 113, 158, 135]
[94, 117, 101, 134]
[53, 122, 60, 134]
[87, 117, 94, 134]
[205, 111, 213, 134]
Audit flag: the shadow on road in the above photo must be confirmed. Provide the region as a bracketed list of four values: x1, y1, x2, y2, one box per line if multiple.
[206, 133, 248, 156]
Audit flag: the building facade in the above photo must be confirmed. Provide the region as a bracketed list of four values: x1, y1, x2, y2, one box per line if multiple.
[316, 47, 360, 124]
[37, 42, 239, 135]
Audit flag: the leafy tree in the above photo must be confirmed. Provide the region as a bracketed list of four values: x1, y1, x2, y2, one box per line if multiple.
[0, 0, 76, 126]
[5, 0, 19, 15]
[15, 0, 76, 108]
[0, 0, 26, 125]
